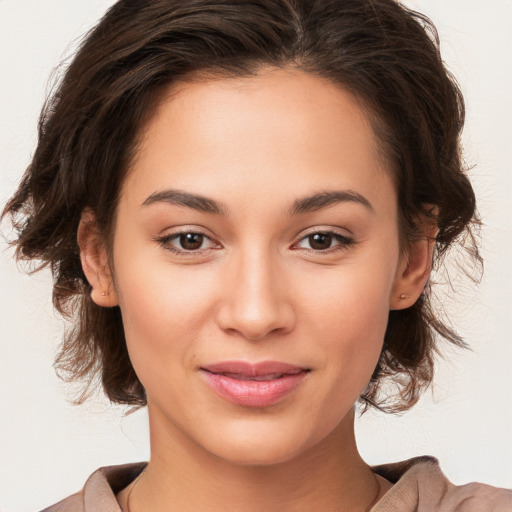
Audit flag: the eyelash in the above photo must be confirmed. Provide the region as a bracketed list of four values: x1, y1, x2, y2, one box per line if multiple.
[155, 229, 355, 256]
[155, 230, 219, 255]
[294, 231, 355, 254]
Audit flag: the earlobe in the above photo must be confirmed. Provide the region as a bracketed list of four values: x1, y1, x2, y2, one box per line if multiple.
[77, 209, 119, 307]
[390, 214, 437, 311]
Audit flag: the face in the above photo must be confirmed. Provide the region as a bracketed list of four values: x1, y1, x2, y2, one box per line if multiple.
[104, 67, 407, 465]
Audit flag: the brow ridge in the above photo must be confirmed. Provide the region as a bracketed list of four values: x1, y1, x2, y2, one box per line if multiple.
[290, 190, 374, 215]
[142, 189, 228, 215]
[142, 188, 372, 216]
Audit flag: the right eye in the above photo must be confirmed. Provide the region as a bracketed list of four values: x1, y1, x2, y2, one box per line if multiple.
[156, 231, 220, 254]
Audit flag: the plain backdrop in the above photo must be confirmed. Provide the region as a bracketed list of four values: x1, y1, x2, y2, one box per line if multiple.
[1, 1, 511, 510]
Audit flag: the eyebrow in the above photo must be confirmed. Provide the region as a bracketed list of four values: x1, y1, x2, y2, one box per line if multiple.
[289, 190, 374, 215]
[141, 188, 373, 216]
[142, 189, 228, 215]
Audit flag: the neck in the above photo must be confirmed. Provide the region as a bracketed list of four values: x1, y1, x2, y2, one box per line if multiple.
[121, 407, 382, 512]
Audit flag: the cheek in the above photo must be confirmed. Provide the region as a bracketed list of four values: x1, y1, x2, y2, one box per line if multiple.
[111, 239, 221, 378]
[300, 256, 397, 339]
[119, 267, 213, 332]
[307, 296, 388, 433]
[317, 280, 389, 380]
[297, 248, 399, 387]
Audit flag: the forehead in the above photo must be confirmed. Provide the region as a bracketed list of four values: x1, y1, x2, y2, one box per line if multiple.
[124, 66, 394, 213]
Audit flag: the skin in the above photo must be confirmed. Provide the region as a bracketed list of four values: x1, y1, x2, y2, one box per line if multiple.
[79, 66, 433, 511]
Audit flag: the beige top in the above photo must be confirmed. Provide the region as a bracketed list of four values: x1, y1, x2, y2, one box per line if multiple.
[41, 456, 511, 512]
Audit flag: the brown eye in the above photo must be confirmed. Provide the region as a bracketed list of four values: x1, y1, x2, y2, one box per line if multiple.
[179, 233, 204, 250]
[308, 233, 333, 250]
[157, 230, 220, 255]
[295, 230, 354, 253]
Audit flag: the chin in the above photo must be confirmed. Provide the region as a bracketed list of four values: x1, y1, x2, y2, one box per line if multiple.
[198, 417, 328, 467]
[211, 439, 307, 467]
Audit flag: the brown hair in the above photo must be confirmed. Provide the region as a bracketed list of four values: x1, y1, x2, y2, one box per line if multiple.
[2, 0, 480, 412]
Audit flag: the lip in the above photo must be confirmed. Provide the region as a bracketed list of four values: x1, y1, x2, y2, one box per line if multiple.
[200, 361, 310, 407]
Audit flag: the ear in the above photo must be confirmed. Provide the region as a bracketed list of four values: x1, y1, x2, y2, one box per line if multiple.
[77, 209, 119, 307]
[390, 211, 437, 311]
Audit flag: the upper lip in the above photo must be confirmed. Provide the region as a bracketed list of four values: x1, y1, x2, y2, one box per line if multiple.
[201, 361, 308, 377]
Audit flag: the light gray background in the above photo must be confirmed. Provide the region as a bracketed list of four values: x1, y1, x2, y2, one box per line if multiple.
[1, 1, 511, 510]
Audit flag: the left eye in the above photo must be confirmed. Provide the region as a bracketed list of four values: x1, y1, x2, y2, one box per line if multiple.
[296, 232, 352, 251]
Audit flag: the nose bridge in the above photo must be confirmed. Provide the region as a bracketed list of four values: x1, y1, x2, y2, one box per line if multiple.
[217, 242, 294, 340]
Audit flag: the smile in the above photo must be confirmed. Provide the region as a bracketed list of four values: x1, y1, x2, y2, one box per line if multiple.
[200, 361, 310, 407]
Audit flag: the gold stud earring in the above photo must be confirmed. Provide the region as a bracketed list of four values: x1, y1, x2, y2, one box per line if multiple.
[101, 291, 110, 296]
[399, 293, 410, 300]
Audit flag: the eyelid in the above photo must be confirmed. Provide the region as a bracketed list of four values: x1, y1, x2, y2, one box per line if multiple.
[153, 225, 355, 256]
[153, 227, 222, 254]
[291, 227, 356, 253]
[297, 225, 354, 238]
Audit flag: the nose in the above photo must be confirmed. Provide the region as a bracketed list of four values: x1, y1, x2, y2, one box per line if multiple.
[216, 249, 296, 341]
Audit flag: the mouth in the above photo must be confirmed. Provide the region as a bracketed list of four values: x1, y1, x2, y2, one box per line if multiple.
[200, 361, 310, 407]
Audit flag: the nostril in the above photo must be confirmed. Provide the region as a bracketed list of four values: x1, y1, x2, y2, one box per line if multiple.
[217, 309, 295, 341]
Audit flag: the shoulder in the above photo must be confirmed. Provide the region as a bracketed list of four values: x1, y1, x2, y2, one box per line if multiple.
[40, 462, 147, 512]
[373, 456, 512, 512]
[40, 492, 83, 512]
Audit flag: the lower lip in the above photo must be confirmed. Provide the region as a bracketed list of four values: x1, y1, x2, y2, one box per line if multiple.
[200, 370, 308, 407]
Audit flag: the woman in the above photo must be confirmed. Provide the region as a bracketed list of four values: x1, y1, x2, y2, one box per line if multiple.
[1, 0, 510, 510]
